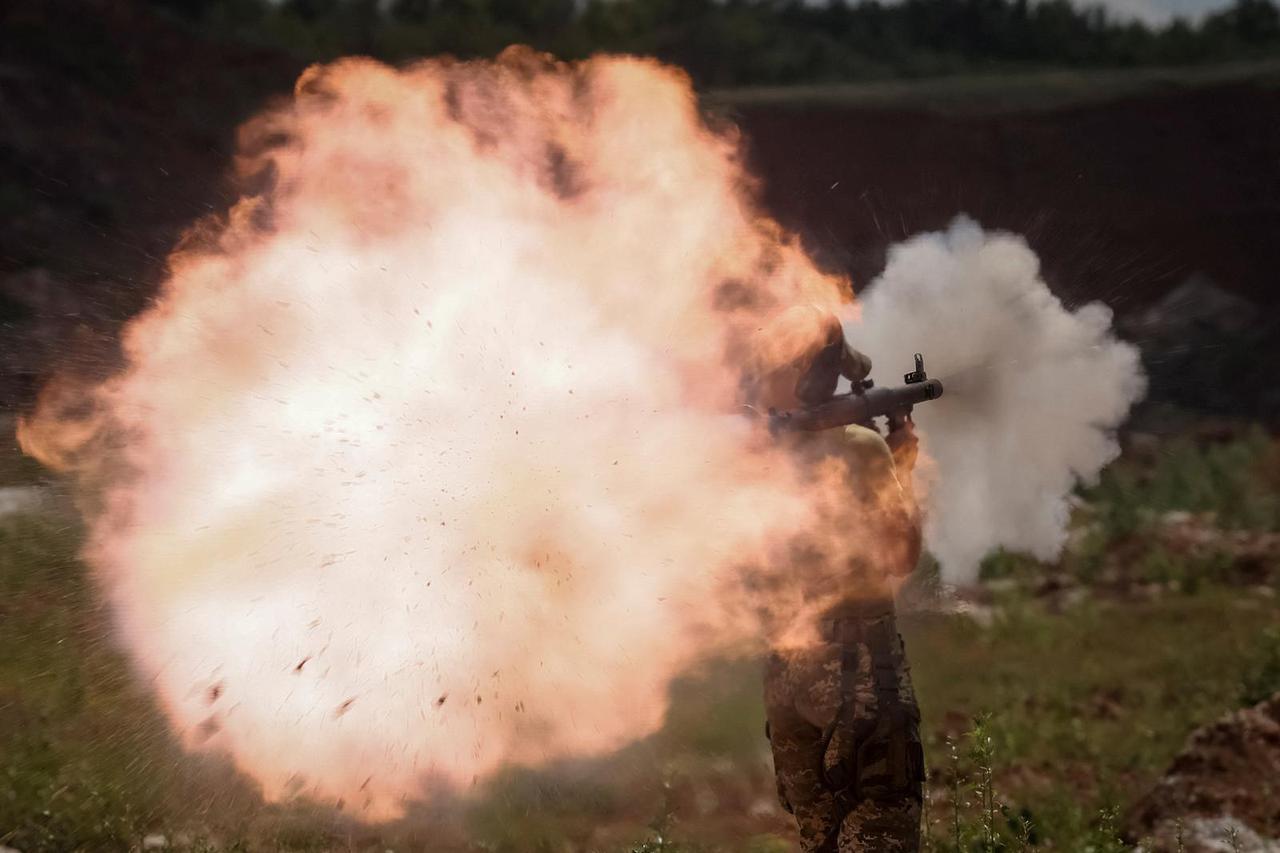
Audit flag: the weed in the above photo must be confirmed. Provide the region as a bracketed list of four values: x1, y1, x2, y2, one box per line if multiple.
[1009, 808, 1035, 852]
[948, 737, 965, 853]
[968, 715, 1000, 852]
[1083, 806, 1129, 853]
[922, 780, 934, 852]
[630, 780, 685, 853]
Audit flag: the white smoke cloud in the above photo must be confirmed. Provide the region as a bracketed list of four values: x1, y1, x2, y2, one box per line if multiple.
[848, 217, 1146, 583]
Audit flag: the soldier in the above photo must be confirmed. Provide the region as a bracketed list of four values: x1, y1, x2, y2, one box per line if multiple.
[749, 306, 925, 853]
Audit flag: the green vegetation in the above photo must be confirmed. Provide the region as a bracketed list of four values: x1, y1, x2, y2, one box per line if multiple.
[1240, 625, 1280, 706]
[981, 426, 1280, 592]
[910, 591, 1278, 849]
[0, 513, 264, 852]
[1086, 427, 1280, 538]
[145, 0, 1280, 87]
[0, 432, 1277, 850]
[707, 58, 1280, 111]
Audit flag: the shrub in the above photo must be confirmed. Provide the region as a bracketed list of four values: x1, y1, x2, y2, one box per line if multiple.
[1240, 626, 1280, 707]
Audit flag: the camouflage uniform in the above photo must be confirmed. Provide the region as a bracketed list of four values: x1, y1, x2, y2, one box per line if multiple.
[764, 425, 925, 853]
[743, 309, 925, 852]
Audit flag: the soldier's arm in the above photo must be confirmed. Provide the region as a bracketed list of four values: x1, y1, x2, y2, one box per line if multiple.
[883, 422, 923, 575]
[844, 423, 923, 577]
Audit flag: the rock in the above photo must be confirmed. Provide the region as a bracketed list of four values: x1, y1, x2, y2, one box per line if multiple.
[1125, 276, 1256, 342]
[1047, 584, 1089, 613]
[1155, 512, 1279, 587]
[692, 780, 719, 816]
[0, 486, 48, 517]
[954, 599, 994, 628]
[1183, 818, 1279, 852]
[1121, 275, 1280, 423]
[748, 796, 780, 818]
[1127, 693, 1280, 851]
[1137, 817, 1280, 853]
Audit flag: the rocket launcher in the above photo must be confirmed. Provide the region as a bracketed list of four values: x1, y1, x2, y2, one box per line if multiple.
[769, 353, 944, 433]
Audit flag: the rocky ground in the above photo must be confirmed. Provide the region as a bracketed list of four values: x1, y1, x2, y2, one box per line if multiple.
[1129, 693, 1280, 852]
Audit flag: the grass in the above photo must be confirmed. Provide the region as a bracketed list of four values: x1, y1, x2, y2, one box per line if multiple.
[1239, 625, 1280, 707]
[1085, 427, 1280, 539]
[0, 512, 261, 852]
[0, 430, 1277, 851]
[907, 590, 1280, 849]
[705, 57, 1280, 114]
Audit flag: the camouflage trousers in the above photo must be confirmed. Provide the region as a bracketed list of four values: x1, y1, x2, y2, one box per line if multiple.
[764, 612, 924, 853]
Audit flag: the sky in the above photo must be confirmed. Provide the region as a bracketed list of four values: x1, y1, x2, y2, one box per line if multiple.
[1083, 0, 1234, 24]
[793, 0, 1236, 26]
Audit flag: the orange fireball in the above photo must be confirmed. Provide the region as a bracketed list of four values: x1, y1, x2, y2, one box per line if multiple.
[20, 49, 864, 817]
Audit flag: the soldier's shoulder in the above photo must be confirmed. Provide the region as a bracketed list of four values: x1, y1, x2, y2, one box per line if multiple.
[840, 424, 893, 460]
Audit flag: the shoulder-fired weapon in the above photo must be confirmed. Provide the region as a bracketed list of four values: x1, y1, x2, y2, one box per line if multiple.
[769, 353, 944, 433]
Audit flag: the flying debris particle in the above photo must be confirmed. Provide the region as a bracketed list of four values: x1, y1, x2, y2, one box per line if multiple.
[435, 694, 448, 708]
[334, 697, 356, 718]
[294, 656, 311, 673]
[207, 682, 223, 704]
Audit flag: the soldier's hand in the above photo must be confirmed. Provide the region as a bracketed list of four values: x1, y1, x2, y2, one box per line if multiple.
[885, 419, 919, 474]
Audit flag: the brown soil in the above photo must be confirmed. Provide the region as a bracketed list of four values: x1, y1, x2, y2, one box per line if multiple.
[733, 83, 1280, 312]
[1127, 693, 1280, 849]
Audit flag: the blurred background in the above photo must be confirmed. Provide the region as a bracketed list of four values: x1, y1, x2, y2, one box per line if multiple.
[0, 1, 1278, 851]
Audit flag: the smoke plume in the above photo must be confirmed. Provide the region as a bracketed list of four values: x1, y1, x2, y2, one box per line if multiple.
[849, 217, 1147, 583]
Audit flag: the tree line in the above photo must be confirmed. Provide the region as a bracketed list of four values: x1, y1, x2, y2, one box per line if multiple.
[150, 0, 1280, 86]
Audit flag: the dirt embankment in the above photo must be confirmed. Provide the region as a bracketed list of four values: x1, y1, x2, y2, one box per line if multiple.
[733, 80, 1280, 312]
